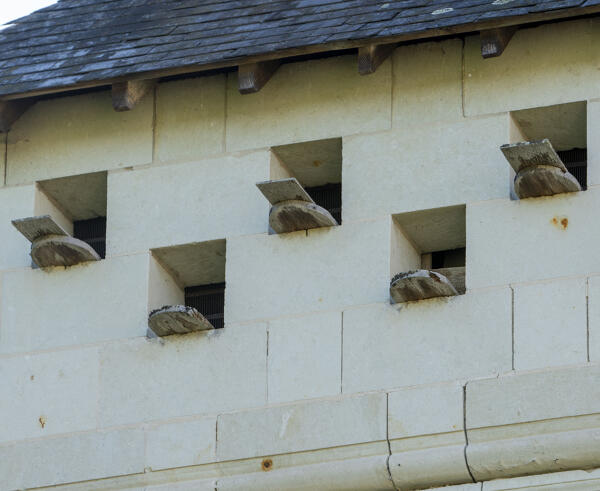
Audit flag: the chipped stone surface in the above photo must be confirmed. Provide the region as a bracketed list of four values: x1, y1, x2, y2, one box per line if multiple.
[256, 178, 314, 205]
[514, 165, 581, 199]
[269, 200, 338, 234]
[11, 214, 68, 242]
[148, 305, 214, 336]
[390, 269, 458, 303]
[30, 235, 100, 268]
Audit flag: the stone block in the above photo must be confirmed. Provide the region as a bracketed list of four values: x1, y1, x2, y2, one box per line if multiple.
[216, 392, 387, 461]
[514, 277, 587, 371]
[267, 310, 342, 403]
[466, 364, 600, 429]
[99, 324, 267, 426]
[392, 39, 463, 127]
[587, 100, 600, 187]
[0, 253, 150, 354]
[146, 480, 217, 491]
[388, 382, 464, 439]
[0, 347, 99, 442]
[145, 416, 216, 471]
[0, 427, 144, 489]
[225, 218, 395, 323]
[464, 19, 599, 117]
[226, 55, 391, 152]
[342, 115, 509, 222]
[342, 288, 512, 394]
[7, 90, 153, 185]
[588, 275, 600, 362]
[155, 75, 226, 163]
[107, 150, 270, 256]
[0, 184, 36, 270]
[467, 188, 600, 289]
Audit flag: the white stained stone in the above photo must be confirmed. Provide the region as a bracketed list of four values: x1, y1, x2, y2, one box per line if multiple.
[464, 19, 599, 116]
[216, 392, 387, 461]
[342, 115, 509, 222]
[342, 288, 512, 394]
[388, 381, 464, 439]
[0, 428, 144, 490]
[0, 347, 99, 442]
[587, 100, 600, 187]
[513, 277, 587, 371]
[225, 218, 393, 324]
[107, 150, 270, 256]
[146, 479, 218, 491]
[267, 311, 342, 403]
[99, 324, 267, 426]
[467, 189, 600, 289]
[0, 254, 150, 354]
[226, 55, 391, 151]
[7, 90, 153, 185]
[589, 276, 600, 362]
[0, 184, 36, 270]
[145, 417, 216, 471]
[155, 75, 226, 163]
[392, 39, 463, 127]
[466, 364, 600, 430]
[482, 467, 600, 490]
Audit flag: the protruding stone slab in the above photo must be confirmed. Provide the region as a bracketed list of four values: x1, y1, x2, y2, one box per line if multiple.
[257, 178, 338, 234]
[501, 139, 582, 199]
[390, 270, 458, 304]
[431, 266, 466, 294]
[256, 178, 314, 205]
[12, 215, 69, 243]
[12, 215, 100, 268]
[31, 235, 100, 268]
[269, 200, 338, 234]
[148, 305, 214, 337]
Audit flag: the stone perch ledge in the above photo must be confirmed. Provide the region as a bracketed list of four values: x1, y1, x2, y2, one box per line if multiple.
[256, 178, 338, 234]
[11, 215, 100, 268]
[390, 269, 460, 303]
[148, 305, 215, 337]
[501, 139, 581, 199]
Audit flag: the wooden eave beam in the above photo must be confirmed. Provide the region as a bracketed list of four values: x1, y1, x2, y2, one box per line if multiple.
[358, 43, 396, 75]
[238, 60, 281, 94]
[0, 99, 35, 132]
[480, 27, 517, 58]
[111, 79, 154, 111]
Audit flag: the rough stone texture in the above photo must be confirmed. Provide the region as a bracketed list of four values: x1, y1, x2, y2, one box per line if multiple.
[216, 392, 387, 461]
[432, 267, 466, 294]
[256, 177, 314, 205]
[467, 188, 600, 289]
[7, 90, 153, 185]
[514, 165, 581, 199]
[0, 254, 151, 354]
[155, 76, 226, 163]
[0, 347, 99, 442]
[31, 234, 100, 268]
[0, 428, 144, 490]
[225, 218, 393, 323]
[269, 200, 338, 234]
[148, 305, 214, 337]
[145, 417, 216, 471]
[513, 278, 587, 371]
[107, 151, 270, 256]
[226, 56, 391, 151]
[390, 269, 458, 303]
[267, 311, 342, 403]
[464, 20, 599, 116]
[501, 139, 568, 174]
[342, 115, 508, 222]
[11, 214, 68, 242]
[98, 324, 267, 426]
[342, 288, 512, 393]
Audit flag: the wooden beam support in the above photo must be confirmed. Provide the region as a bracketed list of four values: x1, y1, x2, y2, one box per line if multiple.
[480, 27, 517, 58]
[0, 99, 34, 132]
[238, 60, 281, 94]
[111, 79, 154, 111]
[358, 43, 396, 75]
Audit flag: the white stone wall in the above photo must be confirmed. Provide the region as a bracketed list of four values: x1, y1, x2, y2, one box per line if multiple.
[2, 17, 600, 490]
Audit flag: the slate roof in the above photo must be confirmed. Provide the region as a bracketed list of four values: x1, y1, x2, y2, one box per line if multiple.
[0, 0, 599, 98]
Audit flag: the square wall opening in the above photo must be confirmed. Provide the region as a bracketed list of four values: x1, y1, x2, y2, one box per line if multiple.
[392, 205, 466, 295]
[151, 239, 226, 328]
[271, 138, 342, 223]
[37, 171, 107, 258]
[510, 101, 587, 194]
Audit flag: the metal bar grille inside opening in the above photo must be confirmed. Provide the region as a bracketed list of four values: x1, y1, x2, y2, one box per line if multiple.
[184, 283, 226, 329]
